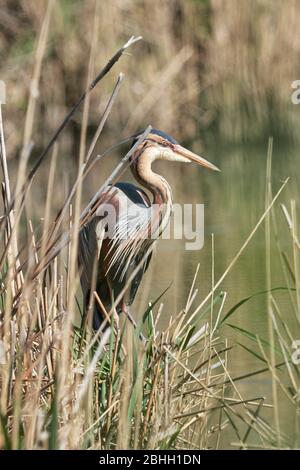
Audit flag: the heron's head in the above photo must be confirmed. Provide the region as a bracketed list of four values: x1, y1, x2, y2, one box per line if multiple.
[130, 129, 220, 172]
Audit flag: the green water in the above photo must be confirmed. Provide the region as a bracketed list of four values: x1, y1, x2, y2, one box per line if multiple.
[134, 139, 299, 448]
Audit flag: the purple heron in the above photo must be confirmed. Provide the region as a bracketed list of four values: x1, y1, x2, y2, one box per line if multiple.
[78, 129, 219, 330]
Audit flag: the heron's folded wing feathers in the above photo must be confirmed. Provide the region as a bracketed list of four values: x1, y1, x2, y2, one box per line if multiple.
[78, 218, 106, 296]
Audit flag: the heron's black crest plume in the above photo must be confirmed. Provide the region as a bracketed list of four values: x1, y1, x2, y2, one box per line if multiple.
[130, 128, 178, 148]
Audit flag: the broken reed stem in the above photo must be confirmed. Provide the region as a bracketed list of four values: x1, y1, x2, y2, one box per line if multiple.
[47, 73, 125, 249]
[3, 36, 142, 222]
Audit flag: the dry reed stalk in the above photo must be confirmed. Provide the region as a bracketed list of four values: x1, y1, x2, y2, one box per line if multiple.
[60, 3, 100, 431]
[265, 138, 280, 445]
[0, 34, 142, 232]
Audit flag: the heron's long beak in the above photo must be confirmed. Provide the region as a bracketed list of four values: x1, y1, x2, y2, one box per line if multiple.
[175, 144, 220, 172]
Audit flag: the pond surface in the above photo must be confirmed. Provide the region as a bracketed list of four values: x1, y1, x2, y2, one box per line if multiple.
[133, 138, 299, 448]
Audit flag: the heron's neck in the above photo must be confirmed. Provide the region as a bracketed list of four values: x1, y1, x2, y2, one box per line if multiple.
[133, 149, 173, 206]
[131, 148, 173, 239]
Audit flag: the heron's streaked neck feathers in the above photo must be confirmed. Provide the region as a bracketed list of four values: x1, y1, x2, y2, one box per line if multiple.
[133, 147, 173, 205]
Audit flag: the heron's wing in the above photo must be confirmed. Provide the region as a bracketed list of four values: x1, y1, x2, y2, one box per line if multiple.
[78, 217, 105, 298]
[126, 248, 153, 306]
[78, 185, 125, 295]
[106, 201, 153, 280]
[79, 184, 156, 309]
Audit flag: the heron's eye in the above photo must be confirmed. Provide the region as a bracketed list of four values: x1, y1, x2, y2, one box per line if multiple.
[154, 141, 168, 149]
[164, 140, 175, 149]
